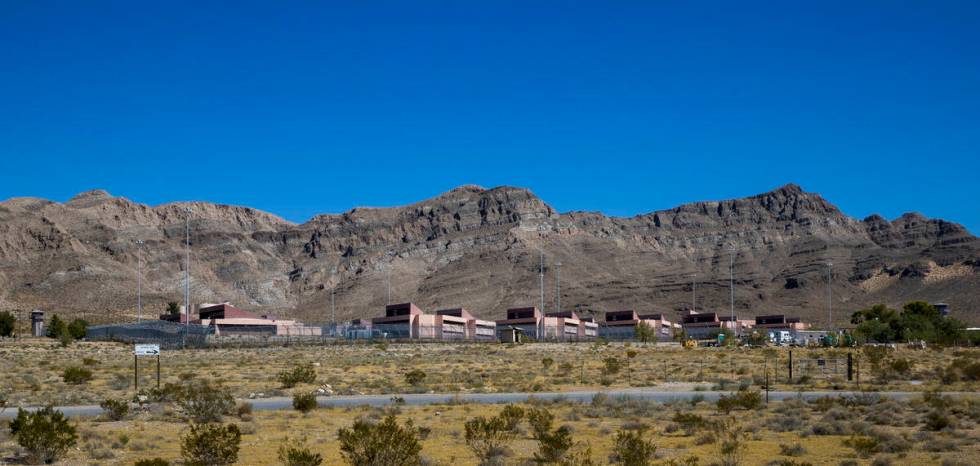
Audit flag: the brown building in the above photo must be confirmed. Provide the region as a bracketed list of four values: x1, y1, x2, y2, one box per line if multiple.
[681, 311, 753, 339]
[600, 310, 679, 340]
[372, 303, 498, 340]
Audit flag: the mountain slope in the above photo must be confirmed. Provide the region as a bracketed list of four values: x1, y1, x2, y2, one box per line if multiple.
[1, 185, 977, 325]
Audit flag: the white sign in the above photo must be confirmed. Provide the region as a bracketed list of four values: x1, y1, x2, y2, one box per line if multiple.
[134, 344, 160, 356]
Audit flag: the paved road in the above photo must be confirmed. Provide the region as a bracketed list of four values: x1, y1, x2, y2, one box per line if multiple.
[3, 388, 972, 419]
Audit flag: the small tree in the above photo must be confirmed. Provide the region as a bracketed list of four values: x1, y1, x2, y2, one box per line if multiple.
[62, 366, 94, 384]
[603, 357, 623, 376]
[0, 310, 15, 337]
[47, 314, 67, 339]
[67, 318, 88, 340]
[612, 428, 657, 465]
[100, 398, 130, 421]
[465, 415, 516, 464]
[278, 362, 317, 388]
[526, 407, 556, 440]
[278, 438, 323, 466]
[541, 357, 555, 372]
[181, 423, 241, 466]
[337, 414, 423, 466]
[166, 301, 181, 315]
[404, 369, 426, 386]
[534, 425, 574, 464]
[635, 323, 657, 343]
[293, 392, 318, 413]
[498, 404, 525, 432]
[9, 406, 78, 464]
[625, 350, 638, 385]
[176, 380, 236, 423]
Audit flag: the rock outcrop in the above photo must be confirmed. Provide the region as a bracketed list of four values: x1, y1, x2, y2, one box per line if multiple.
[0, 185, 976, 324]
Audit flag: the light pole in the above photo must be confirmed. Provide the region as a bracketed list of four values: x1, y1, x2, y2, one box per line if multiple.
[827, 262, 833, 332]
[729, 246, 737, 336]
[539, 251, 545, 312]
[691, 273, 696, 313]
[385, 265, 391, 305]
[184, 207, 192, 337]
[136, 240, 145, 323]
[555, 261, 562, 313]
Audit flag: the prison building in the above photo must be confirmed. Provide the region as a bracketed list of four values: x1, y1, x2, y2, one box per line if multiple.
[681, 311, 753, 339]
[599, 310, 679, 340]
[545, 311, 598, 340]
[372, 302, 425, 339]
[496, 307, 563, 340]
[753, 314, 809, 330]
[435, 308, 497, 340]
[194, 303, 322, 336]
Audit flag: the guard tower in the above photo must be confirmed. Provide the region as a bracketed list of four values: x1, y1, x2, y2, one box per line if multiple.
[30, 310, 45, 337]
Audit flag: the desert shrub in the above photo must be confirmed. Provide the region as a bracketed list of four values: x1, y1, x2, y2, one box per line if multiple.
[134, 458, 170, 466]
[541, 357, 554, 371]
[558, 362, 574, 376]
[923, 410, 954, 431]
[100, 398, 130, 421]
[278, 439, 323, 466]
[527, 407, 556, 440]
[870, 456, 893, 466]
[0, 310, 14, 337]
[278, 362, 317, 388]
[844, 435, 879, 458]
[62, 366, 93, 384]
[603, 357, 623, 376]
[940, 357, 980, 383]
[9, 407, 78, 464]
[175, 380, 236, 423]
[672, 412, 707, 436]
[611, 428, 657, 465]
[293, 392, 318, 413]
[464, 415, 516, 464]
[498, 404, 525, 432]
[715, 419, 746, 466]
[236, 401, 253, 419]
[337, 414, 422, 466]
[404, 369, 426, 386]
[716, 390, 762, 413]
[67, 318, 88, 340]
[889, 358, 912, 376]
[180, 423, 241, 466]
[779, 442, 806, 456]
[82, 357, 99, 366]
[533, 424, 574, 464]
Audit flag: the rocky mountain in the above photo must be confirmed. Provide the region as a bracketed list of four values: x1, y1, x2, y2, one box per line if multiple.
[1, 184, 977, 325]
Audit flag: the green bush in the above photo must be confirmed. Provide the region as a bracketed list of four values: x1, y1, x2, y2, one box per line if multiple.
[672, 412, 707, 436]
[716, 390, 762, 413]
[67, 318, 88, 340]
[293, 392, 318, 413]
[337, 414, 422, 466]
[541, 357, 554, 371]
[612, 428, 657, 465]
[603, 357, 623, 376]
[175, 380, 236, 423]
[134, 459, 170, 466]
[180, 423, 241, 466]
[533, 425, 574, 464]
[47, 315, 67, 339]
[465, 415, 517, 463]
[278, 439, 323, 466]
[404, 369, 426, 386]
[62, 366, 93, 384]
[498, 404, 525, 432]
[526, 407, 556, 440]
[278, 362, 317, 388]
[9, 406, 78, 464]
[100, 398, 130, 421]
[0, 310, 15, 337]
[844, 435, 880, 458]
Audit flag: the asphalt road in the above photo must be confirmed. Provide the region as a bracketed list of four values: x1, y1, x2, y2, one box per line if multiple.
[1, 388, 971, 419]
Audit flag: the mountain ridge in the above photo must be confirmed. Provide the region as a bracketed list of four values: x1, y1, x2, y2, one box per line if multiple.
[1, 184, 977, 325]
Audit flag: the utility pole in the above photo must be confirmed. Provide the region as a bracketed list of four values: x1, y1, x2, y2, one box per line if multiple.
[555, 261, 562, 313]
[539, 251, 545, 312]
[184, 207, 192, 340]
[691, 273, 696, 313]
[827, 262, 833, 332]
[136, 240, 145, 323]
[385, 265, 391, 305]
[729, 246, 736, 336]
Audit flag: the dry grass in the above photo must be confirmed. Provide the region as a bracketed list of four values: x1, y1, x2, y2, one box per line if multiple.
[1, 340, 977, 407]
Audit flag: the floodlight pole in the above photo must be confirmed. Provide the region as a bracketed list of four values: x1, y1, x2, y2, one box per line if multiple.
[555, 261, 562, 313]
[691, 273, 696, 313]
[539, 251, 545, 313]
[184, 208, 192, 342]
[827, 262, 833, 332]
[385, 266, 391, 305]
[729, 246, 736, 336]
[136, 240, 145, 323]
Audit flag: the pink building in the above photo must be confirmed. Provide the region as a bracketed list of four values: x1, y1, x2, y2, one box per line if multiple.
[167, 303, 322, 336]
[601, 310, 679, 340]
[372, 303, 498, 340]
[435, 308, 497, 340]
[681, 311, 754, 339]
[546, 311, 599, 340]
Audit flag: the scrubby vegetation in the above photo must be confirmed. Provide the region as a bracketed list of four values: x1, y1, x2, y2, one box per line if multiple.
[180, 422, 241, 466]
[337, 414, 423, 466]
[278, 362, 317, 388]
[8, 406, 78, 464]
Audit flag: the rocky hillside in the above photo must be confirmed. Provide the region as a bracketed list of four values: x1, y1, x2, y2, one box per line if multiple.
[1, 185, 977, 325]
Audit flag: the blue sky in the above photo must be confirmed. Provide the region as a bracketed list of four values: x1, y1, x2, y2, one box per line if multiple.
[1, 1, 978, 232]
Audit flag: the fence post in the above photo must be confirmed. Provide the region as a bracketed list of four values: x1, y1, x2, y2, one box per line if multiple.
[847, 352, 853, 381]
[134, 353, 139, 393]
[788, 350, 793, 383]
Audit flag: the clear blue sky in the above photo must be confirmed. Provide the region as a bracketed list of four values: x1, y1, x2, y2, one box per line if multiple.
[2, 1, 978, 232]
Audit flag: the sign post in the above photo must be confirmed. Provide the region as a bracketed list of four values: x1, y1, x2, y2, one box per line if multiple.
[133, 344, 161, 391]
